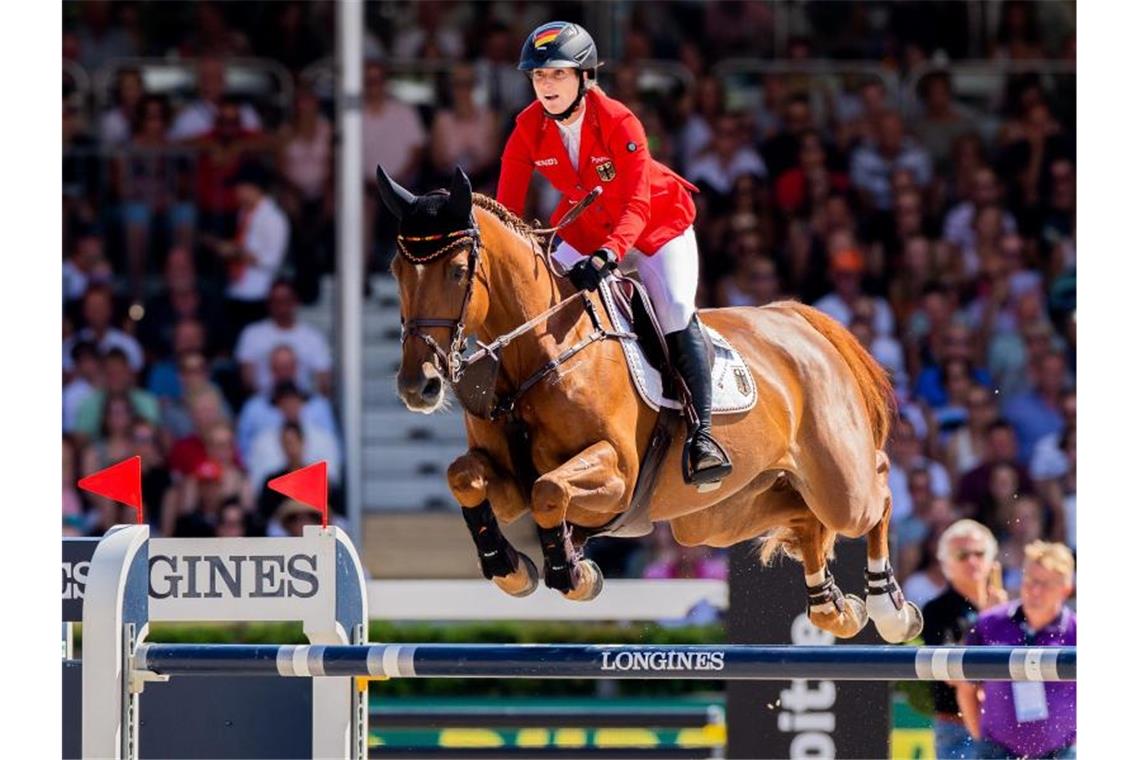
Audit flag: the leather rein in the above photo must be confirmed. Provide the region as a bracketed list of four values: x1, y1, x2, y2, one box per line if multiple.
[398, 188, 632, 420]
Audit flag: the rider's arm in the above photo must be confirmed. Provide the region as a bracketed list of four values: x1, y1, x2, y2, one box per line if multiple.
[600, 114, 652, 260]
[496, 125, 532, 217]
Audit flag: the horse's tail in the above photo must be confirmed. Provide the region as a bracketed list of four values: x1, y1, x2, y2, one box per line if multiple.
[780, 301, 895, 449]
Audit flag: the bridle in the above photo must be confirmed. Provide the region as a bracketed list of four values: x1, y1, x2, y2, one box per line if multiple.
[397, 188, 629, 420]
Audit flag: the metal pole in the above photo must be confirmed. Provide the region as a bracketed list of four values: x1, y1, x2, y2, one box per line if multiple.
[336, 0, 364, 546]
[137, 644, 1077, 683]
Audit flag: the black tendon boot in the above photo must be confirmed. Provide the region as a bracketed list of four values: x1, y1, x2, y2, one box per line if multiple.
[461, 501, 520, 579]
[666, 316, 733, 487]
[536, 522, 580, 593]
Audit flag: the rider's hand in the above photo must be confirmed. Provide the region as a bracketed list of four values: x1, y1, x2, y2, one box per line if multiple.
[567, 248, 618, 292]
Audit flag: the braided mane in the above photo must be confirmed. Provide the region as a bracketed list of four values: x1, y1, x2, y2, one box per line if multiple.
[472, 193, 548, 246]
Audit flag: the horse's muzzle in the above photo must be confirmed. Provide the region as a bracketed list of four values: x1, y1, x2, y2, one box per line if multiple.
[397, 364, 444, 412]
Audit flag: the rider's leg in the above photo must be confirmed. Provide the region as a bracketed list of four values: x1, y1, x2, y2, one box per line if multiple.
[631, 227, 732, 483]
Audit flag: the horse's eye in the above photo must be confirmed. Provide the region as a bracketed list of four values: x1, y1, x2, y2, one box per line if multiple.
[450, 264, 468, 282]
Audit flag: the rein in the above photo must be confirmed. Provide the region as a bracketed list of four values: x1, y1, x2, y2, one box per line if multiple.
[398, 188, 630, 420]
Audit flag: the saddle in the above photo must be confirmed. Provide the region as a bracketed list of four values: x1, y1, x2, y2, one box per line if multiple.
[569, 274, 757, 541]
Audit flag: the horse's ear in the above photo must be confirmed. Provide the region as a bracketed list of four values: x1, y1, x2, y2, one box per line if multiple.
[447, 166, 473, 220]
[375, 165, 416, 221]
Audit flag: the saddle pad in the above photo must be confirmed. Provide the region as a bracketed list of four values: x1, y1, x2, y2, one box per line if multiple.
[598, 282, 757, 415]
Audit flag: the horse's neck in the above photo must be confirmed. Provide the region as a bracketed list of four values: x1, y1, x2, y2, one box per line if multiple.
[475, 218, 563, 345]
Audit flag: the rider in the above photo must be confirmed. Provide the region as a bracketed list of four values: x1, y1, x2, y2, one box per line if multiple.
[496, 21, 731, 485]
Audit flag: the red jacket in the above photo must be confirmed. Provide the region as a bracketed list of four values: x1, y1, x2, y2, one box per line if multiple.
[497, 88, 697, 259]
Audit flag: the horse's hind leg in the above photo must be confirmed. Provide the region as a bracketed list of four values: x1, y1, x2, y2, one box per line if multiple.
[864, 475, 923, 643]
[448, 450, 539, 598]
[531, 440, 626, 601]
[795, 514, 870, 639]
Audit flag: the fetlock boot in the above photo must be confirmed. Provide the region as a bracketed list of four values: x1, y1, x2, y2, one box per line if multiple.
[461, 500, 520, 579]
[666, 316, 733, 486]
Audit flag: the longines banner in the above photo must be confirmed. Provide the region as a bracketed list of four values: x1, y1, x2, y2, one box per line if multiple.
[63, 535, 339, 624]
[726, 539, 891, 759]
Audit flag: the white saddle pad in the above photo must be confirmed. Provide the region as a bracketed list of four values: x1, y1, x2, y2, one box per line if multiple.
[598, 283, 757, 415]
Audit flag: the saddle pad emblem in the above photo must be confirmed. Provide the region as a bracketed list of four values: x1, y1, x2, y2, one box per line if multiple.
[734, 366, 750, 396]
[595, 160, 616, 182]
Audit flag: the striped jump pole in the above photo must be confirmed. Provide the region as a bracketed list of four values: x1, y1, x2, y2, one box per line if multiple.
[136, 643, 1076, 682]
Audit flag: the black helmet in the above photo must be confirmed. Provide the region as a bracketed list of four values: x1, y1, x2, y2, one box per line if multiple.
[518, 21, 598, 72]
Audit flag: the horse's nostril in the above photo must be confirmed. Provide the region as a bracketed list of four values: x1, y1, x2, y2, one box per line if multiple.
[423, 377, 442, 399]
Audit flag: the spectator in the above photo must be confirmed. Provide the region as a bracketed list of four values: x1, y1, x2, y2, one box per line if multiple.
[1001, 351, 1070, 463]
[958, 541, 1076, 759]
[74, 0, 137, 72]
[393, 1, 465, 60]
[234, 280, 331, 396]
[72, 348, 161, 441]
[99, 66, 145, 147]
[758, 92, 816, 178]
[63, 285, 144, 374]
[886, 418, 952, 521]
[812, 246, 895, 337]
[273, 498, 324, 538]
[168, 390, 234, 477]
[188, 97, 263, 240]
[253, 1, 325, 74]
[236, 344, 338, 460]
[169, 57, 262, 141]
[942, 167, 1017, 272]
[362, 60, 426, 270]
[849, 111, 932, 211]
[216, 499, 261, 538]
[430, 64, 500, 190]
[687, 114, 767, 207]
[256, 421, 306, 521]
[247, 380, 341, 491]
[912, 323, 992, 410]
[944, 384, 1001, 479]
[678, 75, 726, 174]
[131, 419, 177, 536]
[146, 319, 208, 402]
[715, 256, 783, 308]
[63, 341, 101, 433]
[63, 229, 113, 309]
[114, 94, 196, 301]
[921, 519, 1008, 760]
[139, 246, 227, 360]
[172, 423, 253, 537]
[160, 351, 234, 441]
[911, 71, 977, 175]
[62, 434, 83, 521]
[956, 421, 1035, 527]
[901, 529, 950, 610]
[204, 161, 290, 340]
[473, 21, 534, 116]
[276, 85, 333, 303]
[774, 130, 848, 217]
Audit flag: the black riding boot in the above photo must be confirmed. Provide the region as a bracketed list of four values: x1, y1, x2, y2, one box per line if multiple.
[666, 316, 733, 486]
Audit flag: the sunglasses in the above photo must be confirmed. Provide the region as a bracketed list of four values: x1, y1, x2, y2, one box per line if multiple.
[954, 550, 987, 561]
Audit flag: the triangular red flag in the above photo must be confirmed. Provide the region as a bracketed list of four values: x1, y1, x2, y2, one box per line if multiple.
[78, 456, 144, 524]
[267, 461, 328, 527]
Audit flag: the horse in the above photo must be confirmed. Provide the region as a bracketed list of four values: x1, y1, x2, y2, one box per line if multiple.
[378, 166, 922, 643]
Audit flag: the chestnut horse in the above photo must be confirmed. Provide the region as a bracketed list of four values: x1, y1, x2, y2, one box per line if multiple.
[380, 167, 921, 643]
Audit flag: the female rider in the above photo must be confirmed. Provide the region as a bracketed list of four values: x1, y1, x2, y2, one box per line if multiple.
[496, 21, 730, 485]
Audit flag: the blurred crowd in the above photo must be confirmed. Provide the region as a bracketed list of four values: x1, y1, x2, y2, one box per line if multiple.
[62, 0, 1075, 608]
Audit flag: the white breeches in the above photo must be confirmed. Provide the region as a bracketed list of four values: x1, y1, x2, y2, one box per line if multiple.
[552, 226, 700, 334]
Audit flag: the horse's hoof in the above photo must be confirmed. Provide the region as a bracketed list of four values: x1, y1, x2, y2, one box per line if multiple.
[562, 559, 604, 602]
[868, 597, 923, 643]
[902, 601, 923, 641]
[838, 594, 869, 638]
[492, 553, 539, 598]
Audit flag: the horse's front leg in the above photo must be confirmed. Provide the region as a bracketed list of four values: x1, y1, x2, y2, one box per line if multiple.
[448, 449, 538, 597]
[532, 440, 626, 601]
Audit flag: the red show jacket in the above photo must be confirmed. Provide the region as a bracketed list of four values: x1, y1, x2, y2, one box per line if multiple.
[497, 88, 697, 259]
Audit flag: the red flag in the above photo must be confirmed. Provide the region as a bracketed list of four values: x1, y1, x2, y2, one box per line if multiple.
[78, 456, 144, 525]
[267, 461, 328, 527]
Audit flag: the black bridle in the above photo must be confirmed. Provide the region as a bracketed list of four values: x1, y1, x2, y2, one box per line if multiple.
[397, 221, 484, 386]
[396, 189, 630, 420]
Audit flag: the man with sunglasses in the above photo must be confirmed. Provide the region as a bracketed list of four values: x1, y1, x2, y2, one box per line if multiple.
[921, 519, 1008, 759]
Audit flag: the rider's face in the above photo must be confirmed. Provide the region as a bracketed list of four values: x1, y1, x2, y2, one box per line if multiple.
[532, 68, 579, 114]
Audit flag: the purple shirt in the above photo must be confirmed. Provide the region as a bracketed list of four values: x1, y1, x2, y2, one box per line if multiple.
[964, 601, 1076, 756]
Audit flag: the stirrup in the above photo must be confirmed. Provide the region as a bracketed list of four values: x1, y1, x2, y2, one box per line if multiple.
[681, 431, 732, 491]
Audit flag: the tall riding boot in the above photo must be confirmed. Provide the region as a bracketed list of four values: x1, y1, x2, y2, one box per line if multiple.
[666, 316, 733, 486]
